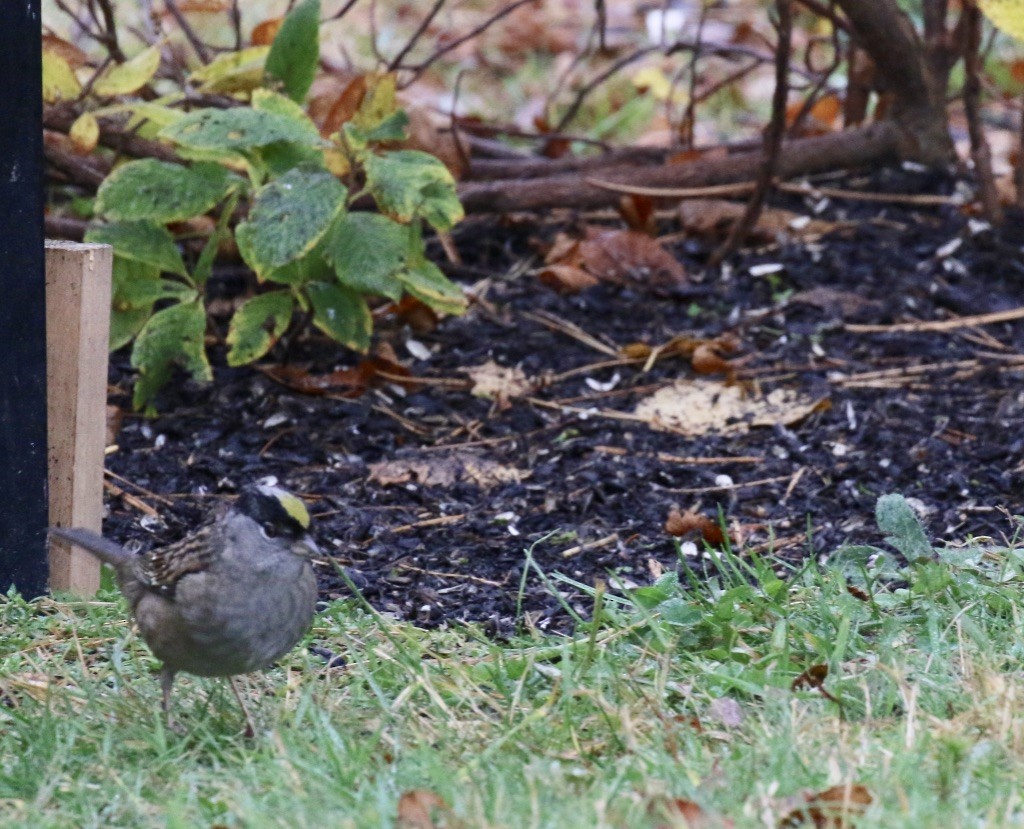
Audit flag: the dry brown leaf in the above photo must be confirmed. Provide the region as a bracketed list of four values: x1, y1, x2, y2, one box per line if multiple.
[665, 508, 725, 545]
[846, 585, 870, 601]
[622, 333, 737, 362]
[678, 199, 835, 242]
[543, 232, 583, 265]
[251, 17, 283, 46]
[791, 664, 829, 692]
[789, 288, 881, 319]
[691, 342, 734, 377]
[779, 784, 873, 828]
[261, 357, 417, 398]
[787, 93, 842, 136]
[369, 452, 530, 489]
[176, 0, 228, 11]
[42, 34, 88, 68]
[542, 227, 685, 292]
[650, 796, 735, 829]
[619, 194, 658, 235]
[106, 404, 124, 447]
[397, 789, 451, 829]
[375, 296, 439, 334]
[466, 360, 535, 401]
[308, 73, 367, 137]
[538, 264, 600, 293]
[577, 228, 687, 289]
[635, 380, 826, 436]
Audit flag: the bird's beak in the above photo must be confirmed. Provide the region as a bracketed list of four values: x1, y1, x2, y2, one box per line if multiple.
[299, 535, 320, 557]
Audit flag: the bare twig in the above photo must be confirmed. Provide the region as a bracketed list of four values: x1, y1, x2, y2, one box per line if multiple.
[94, 0, 127, 62]
[554, 46, 659, 133]
[229, 0, 242, 51]
[845, 306, 1024, 333]
[962, 2, 1002, 223]
[387, 0, 446, 72]
[710, 0, 794, 264]
[164, 0, 212, 64]
[1016, 88, 1024, 208]
[792, 0, 853, 36]
[400, 0, 541, 87]
[328, 0, 362, 21]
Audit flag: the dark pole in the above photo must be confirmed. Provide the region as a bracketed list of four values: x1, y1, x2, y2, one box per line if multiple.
[0, 0, 48, 596]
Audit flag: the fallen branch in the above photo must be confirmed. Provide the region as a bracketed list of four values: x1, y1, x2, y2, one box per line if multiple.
[457, 123, 901, 214]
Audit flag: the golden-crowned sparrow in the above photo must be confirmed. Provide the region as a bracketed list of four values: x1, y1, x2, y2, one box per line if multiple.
[49, 483, 318, 730]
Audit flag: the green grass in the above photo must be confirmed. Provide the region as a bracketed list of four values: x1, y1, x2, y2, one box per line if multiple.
[4, 496, 1024, 827]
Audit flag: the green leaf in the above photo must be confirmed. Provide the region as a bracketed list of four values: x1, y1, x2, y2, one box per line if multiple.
[130, 300, 212, 411]
[109, 258, 159, 349]
[42, 50, 82, 103]
[189, 45, 269, 94]
[160, 107, 321, 152]
[363, 150, 463, 231]
[252, 88, 316, 126]
[92, 44, 162, 96]
[325, 212, 408, 299]
[110, 307, 152, 352]
[263, 247, 333, 286]
[226, 290, 294, 365]
[256, 140, 325, 177]
[306, 281, 371, 352]
[398, 260, 466, 315]
[108, 257, 197, 350]
[96, 160, 234, 223]
[876, 494, 933, 563]
[235, 166, 347, 276]
[365, 110, 409, 143]
[193, 192, 240, 286]
[86, 221, 188, 277]
[265, 0, 320, 103]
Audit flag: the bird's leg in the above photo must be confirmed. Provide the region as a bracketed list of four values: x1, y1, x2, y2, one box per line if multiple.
[159, 666, 185, 735]
[229, 675, 257, 738]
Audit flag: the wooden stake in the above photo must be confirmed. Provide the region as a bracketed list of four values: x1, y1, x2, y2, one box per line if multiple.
[46, 241, 112, 594]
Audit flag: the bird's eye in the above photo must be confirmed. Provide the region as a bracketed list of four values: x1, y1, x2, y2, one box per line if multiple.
[261, 522, 279, 539]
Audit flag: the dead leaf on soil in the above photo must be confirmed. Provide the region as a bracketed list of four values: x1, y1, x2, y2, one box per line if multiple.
[466, 360, 535, 401]
[788, 287, 881, 319]
[779, 784, 873, 829]
[619, 193, 658, 235]
[678, 199, 836, 242]
[622, 333, 743, 377]
[397, 789, 453, 829]
[665, 507, 726, 546]
[368, 452, 530, 489]
[260, 356, 417, 398]
[635, 380, 826, 436]
[791, 664, 829, 693]
[538, 263, 600, 293]
[542, 227, 686, 293]
[649, 796, 734, 829]
[579, 228, 687, 289]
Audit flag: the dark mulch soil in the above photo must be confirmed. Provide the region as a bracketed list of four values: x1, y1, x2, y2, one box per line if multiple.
[103, 166, 1024, 634]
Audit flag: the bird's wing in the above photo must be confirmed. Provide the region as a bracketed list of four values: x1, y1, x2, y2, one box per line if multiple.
[140, 523, 219, 596]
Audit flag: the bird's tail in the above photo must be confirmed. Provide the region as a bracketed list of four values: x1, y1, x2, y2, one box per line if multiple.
[49, 527, 134, 568]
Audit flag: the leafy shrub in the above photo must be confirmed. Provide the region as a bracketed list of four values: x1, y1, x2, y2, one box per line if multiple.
[79, 0, 465, 411]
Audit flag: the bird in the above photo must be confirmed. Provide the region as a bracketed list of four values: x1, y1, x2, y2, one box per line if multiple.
[49, 482, 319, 733]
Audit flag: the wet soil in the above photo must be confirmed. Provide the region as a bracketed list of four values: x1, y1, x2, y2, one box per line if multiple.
[102, 166, 1024, 634]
